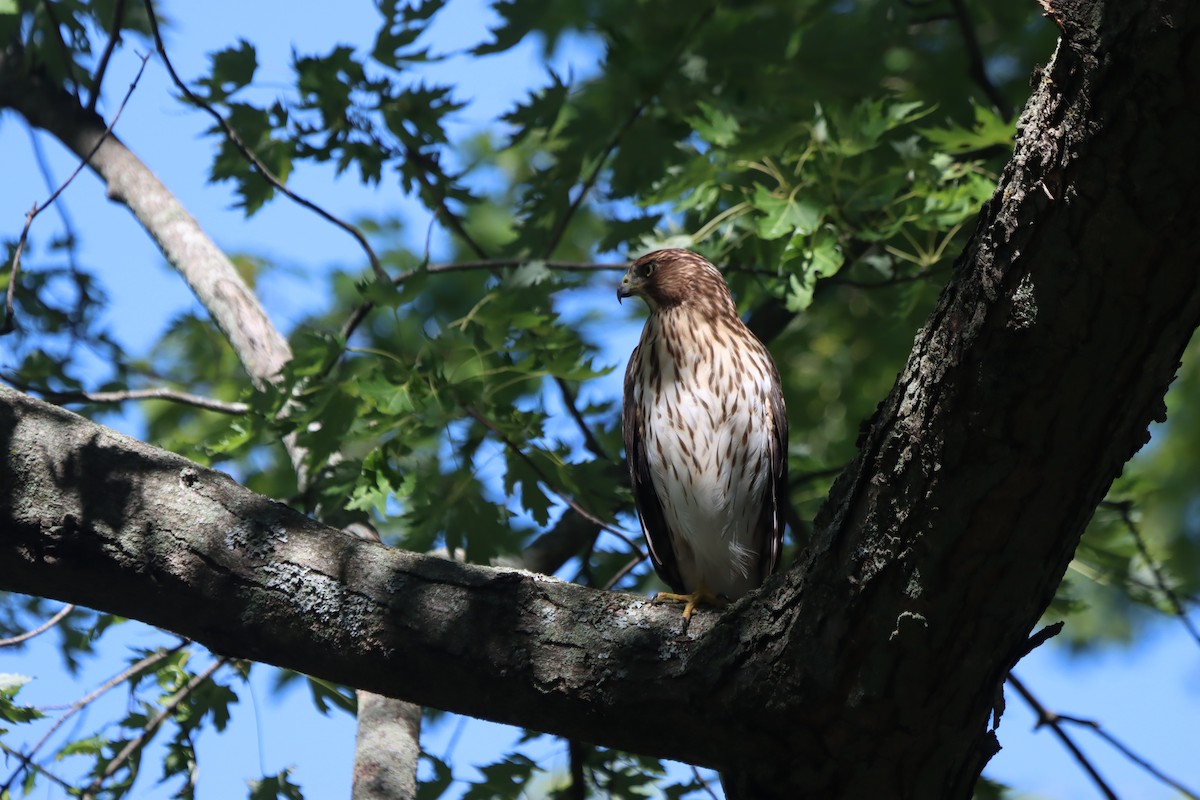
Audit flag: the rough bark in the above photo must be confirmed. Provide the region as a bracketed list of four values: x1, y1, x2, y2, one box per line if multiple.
[2, 1, 1199, 799]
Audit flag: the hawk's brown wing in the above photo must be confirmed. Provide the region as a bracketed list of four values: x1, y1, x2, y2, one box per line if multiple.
[756, 356, 789, 582]
[623, 344, 685, 593]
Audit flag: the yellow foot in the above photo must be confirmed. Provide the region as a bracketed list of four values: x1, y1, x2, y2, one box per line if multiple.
[652, 589, 725, 621]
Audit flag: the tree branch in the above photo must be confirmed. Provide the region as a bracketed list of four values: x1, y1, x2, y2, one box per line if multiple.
[0, 603, 74, 647]
[1104, 499, 1200, 649]
[86, 0, 127, 112]
[948, 0, 1013, 120]
[1006, 673, 1118, 800]
[1, 642, 187, 794]
[3, 381, 250, 415]
[140, 0, 389, 284]
[81, 656, 227, 799]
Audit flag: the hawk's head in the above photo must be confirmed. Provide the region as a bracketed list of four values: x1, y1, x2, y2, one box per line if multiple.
[616, 248, 735, 315]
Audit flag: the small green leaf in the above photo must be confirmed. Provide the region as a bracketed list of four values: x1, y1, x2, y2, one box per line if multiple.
[753, 186, 822, 240]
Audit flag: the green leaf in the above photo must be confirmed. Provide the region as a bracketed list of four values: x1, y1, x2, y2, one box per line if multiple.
[198, 40, 259, 102]
[753, 185, 823, 240]
[58, 734, 108, 757]
[462, 753, 538, 800]
[0, 673, 42, 725]
[249, 768, 305, 800]
[920, 100, 1015, 153]
[687, 101, 741, 147]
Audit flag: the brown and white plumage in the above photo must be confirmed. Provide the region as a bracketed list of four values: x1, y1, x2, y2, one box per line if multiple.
[618, 248, 787, 615]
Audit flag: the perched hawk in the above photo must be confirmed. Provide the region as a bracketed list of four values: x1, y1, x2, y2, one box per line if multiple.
[618, 248, 787, 619]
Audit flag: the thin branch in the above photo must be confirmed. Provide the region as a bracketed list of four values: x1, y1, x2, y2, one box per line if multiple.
[948, 0, 1014, 120]
[542, 98, 648, 257]
[1055, 714, 1200, 800]
[81, 656, 226, 800]
[540, 3, 717, 257]
[463, 406, 643, 555]
[826, 263, 953, 289]
[2, 52, 150, 335]
[788, 465, 845, 490]
[692, 766, 720, 800]
[38, 0, 82, 99]
[0, 603, 74, 647]
[338, 259, 621, 343]
[600, 551, 647, 592]
[555, 377, 608, 461]
[26, 123, 84, 330]
[11, 644, 187, 792]
[0, 742, 77, 795]
[1104, 500, 1200, 649]
[87, 0, 128, 113]
[1007, 673, 1119, 800]
[1010, 621, 1064, 663]
[404, 145, 489, 260]
[140, 0, 388, 283]
[2, 643, 186, 794]
[16, 384, 250, 415]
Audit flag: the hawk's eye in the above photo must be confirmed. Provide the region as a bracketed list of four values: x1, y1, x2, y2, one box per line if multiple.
[643, 260, 658, 277]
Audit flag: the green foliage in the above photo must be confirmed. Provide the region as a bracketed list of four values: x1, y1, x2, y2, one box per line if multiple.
[0, 674, 42, 728]
[248, 768, 305, 800]
[1, 0, 1193, 798]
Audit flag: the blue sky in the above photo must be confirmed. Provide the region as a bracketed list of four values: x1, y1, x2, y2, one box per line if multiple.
[1, 2, 1197, 798]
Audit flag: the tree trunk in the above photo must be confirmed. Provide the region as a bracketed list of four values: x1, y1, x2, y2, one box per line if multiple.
[2, 1, 1198, 799]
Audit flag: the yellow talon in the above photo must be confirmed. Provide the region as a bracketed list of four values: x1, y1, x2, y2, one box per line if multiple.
[653, 588, 725, 621]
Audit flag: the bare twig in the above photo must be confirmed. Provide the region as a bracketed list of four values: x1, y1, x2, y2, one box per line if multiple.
[1104, 500, 1200, 649]
[404, 146, 489, 260]
[948, 0, 1014, 120]
[338, 259, 621, 343]
[1007, 673, 1119, 800]
[2, 52, 150, 335]
[1057, 715, 1200, 800]
[463, 406, 643, 555]
[555, 377, 609, 460]
[600, 551, 648, 592]
[38, 0, 82, 99]
[87, 0, 128, 112]
[540, 3, 717, 257]
[0, 603, 74, 647]
[788, 465, 845, 490]
[140, 0, 388, 283]
[826, 263, 953, 289]
[692, 765, 720, 800]
[81, 656, 226, 799]
[26, 124, 84, 329]
[1011, 621, 1064, 663]
[18, 384, 250, 415]
[0, 742, 76, 794]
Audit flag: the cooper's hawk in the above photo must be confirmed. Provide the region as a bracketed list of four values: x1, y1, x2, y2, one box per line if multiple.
[618, 248, 787, 620]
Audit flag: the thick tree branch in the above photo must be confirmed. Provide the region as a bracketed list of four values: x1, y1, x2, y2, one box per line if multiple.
[2, 3, 1199, 799]
[0, 384, 744, 769]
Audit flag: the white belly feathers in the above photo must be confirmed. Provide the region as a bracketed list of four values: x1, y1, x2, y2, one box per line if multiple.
[638, 319, 775, 599]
